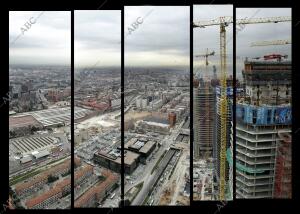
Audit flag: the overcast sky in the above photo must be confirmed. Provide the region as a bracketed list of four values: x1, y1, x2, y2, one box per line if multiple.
[193, 5, 233, 79]
[125, 6, 189, 67]
[75, 10, 121, 68]
[236, 8, 291, 78]
[9, 11, 70, 66]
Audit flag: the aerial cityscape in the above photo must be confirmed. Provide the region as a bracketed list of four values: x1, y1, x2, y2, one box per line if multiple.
[74, 10, 121, 207]
[124, 6, 190, 206]
[7, 6, 292, 211]
[9, 11, 72, 209]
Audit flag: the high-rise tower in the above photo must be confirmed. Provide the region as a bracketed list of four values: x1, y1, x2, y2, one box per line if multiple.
[236, 59, 291, 198]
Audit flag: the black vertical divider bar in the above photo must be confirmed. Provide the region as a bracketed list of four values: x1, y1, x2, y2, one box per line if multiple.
[5, 10, 9, 208]
[291, 5, 296, 200]
[190, 4, 194, 205]
[121, 6, 125, 208]
[71, 10, 75, 209]
[232, 6, 236, 200]
[292, 6, 296, 200]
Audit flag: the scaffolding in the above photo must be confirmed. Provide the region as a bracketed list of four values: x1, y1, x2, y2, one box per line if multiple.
[219, 19, 227, 200]
[274, 133, 292, 198]
[193, 83, 215, 159]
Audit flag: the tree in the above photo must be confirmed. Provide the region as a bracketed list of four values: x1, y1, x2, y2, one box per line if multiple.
[47, 175, 59, 183]
[16, 204, 25, 209]
[9, 186, 14, 195]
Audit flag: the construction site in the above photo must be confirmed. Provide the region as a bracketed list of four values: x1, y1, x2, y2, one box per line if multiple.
[193, 8, 234, 201]
[193, 7, 292, 201]
[236, 59, 292, 198]
[235, 8, 291, 199]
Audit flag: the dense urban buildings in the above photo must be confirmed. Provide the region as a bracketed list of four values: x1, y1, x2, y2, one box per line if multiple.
[74, 10, 121, 207]
[9, 11, 71, 209]
[7, 7, 292, 210]
[124, 68, 190, 205]
[124, 6, 190, 206]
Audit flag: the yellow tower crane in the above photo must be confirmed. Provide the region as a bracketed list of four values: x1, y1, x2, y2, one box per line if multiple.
[193, 15, 291, 200]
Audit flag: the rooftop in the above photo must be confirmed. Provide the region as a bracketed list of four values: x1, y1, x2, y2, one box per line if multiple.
[25, 178, 70, 209]
[124, 150, 140, 166]
[14, 159, 71, 194]
[74, 170, 119, 207]
[25, 186, 61, 208]
[9, 115, 42, 130]
[143, 116, 169, 125]
[75, 165, 94, 180]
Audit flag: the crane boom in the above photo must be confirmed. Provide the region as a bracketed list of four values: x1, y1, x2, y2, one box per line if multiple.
[236, 16, 291, 25]
[194, 16, 233, 28]
[251, 39, 291, 47]
[195, 51, 215, 58]
[195, 49, 215, 72]
[193, 16, 291, 28]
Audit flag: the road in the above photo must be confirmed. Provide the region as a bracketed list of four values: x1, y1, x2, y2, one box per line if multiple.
[128, 120, 185, 205]
[9, 154, 70, 182]
[170, 151, 188, 205]
[128, 123, 183, 205]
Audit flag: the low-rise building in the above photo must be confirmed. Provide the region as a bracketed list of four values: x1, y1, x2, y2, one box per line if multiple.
[75, 165, 94, 187]
[25, 178, 70, 209]
[75, 170, 119, 207]
[94, 148, 140, 174]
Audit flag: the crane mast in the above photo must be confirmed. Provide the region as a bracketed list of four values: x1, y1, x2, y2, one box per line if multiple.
[219, 18, 227, 201]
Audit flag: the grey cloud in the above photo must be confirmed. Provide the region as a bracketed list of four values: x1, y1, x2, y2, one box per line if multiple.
[9, 11, 70, 65]
[75, 10, 121, 67]
[125, 6, 189, 67]
[193, 5, 233, 77]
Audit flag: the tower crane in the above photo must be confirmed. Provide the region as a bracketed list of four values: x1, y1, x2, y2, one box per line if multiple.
[193, 15, 291, 200]
[195, 49, 215, 79]
[251, 38, 291, 61]
[195, 49, 215, 67]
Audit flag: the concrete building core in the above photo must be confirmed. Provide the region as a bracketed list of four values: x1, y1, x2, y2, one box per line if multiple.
[236, 60, 291, 199]
[193, 82, 215, 159]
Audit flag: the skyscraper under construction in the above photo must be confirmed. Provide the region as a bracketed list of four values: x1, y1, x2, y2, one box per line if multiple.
[236, 59, 292, 198]
[193, 78, 215, 159]
[215, 85, 233, 199]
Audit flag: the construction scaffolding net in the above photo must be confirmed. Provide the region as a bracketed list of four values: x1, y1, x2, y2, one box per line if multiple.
[236, 104, 291, 126]
[226, 148, 265, 174]
[274, 133, 292, 198]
